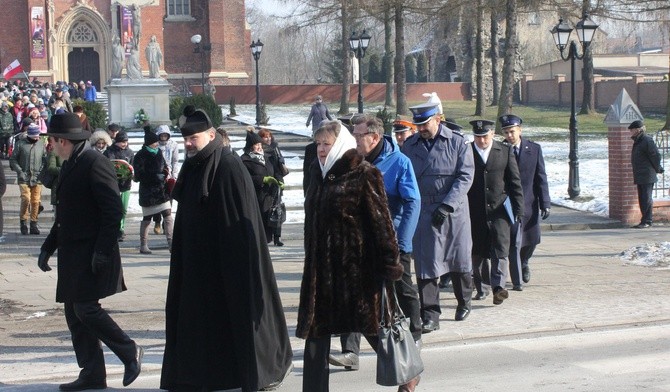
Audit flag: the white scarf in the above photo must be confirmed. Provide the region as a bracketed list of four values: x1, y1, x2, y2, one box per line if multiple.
[319, 127, 357, 178]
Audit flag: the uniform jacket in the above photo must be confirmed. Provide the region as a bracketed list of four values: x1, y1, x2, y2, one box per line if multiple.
[373, 136, 420, 253]
[510, 138, 551, 247]
[631, 131, 663, 184]
[468, 140, 524, 258]
[9, 137, 45, 186]
[306, 102, 332, 130]
[41, 143, 125, 303]
[297, 149, 402, 339]
[133, 146, 169, 207]
[104, 144, 135, 192]
[161, 136, 293, 391]
[401, 124, 474, 278]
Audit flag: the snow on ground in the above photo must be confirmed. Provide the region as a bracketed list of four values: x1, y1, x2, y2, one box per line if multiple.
[619, 242, 670, 269]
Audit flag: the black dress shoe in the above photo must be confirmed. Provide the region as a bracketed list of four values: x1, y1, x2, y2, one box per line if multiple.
[522, 266, 531, 283]
[59, 378, 107, 391]
[421, 320, 439, 333]
[454, 308, 470, 321]
[633, 222, 651, 229]
[493, 287, 509, 305]
[512, 285, 523, 291]
[123, 345, 143, 387]
[259, 363, 294, 391]
[328, 352, 359, 370]
[474, 291, 489, 300]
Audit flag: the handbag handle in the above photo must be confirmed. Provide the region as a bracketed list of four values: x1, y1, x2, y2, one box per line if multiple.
[380, 280, 406, 327]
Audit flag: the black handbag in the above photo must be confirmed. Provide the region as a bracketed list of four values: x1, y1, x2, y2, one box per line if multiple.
[376, 280, 424, 386]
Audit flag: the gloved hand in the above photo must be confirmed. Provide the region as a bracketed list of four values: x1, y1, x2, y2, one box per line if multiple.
[37, 250, 52, 272]
[279, 181, 285, 190]
[541, 208, 551, 220]
[658, 168, 665, 174]
[91, 252, 112, 275]
[263, 176, 279, 186]
[18, 172, 27, 183]
[156, 173, 166, 182]
[431, 204, 451, 228]
[305, 122, 310, 128]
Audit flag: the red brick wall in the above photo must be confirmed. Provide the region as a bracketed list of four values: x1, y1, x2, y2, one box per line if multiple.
[608, 125, 640, 224]
[212, 82, 471, 105]
[1, 2, 30, 76]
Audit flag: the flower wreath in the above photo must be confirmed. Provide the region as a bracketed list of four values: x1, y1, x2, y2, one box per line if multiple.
[134, 108, 149, 125]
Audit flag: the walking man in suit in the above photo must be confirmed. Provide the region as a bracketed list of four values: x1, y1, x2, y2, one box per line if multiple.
[467, 120, 524, 305]
[501, 114, 551, 288]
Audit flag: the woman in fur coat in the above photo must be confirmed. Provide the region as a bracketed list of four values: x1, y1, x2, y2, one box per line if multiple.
[297, 120, 403, 391]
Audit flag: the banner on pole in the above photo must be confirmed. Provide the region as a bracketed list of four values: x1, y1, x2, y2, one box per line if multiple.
[3, 60, 24, 80]
[31, 7, 46, 58]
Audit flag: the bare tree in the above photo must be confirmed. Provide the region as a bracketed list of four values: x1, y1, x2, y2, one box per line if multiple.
[497, 0, 518, 123]
[475, 0, 486, 116]
[394, 1, 408, 115]
[383, 6, 395, 107]
[339, 0, 352, 114]
[490, 5, 502, 106]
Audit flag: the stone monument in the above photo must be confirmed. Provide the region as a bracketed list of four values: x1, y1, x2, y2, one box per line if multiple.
[106, 2, 170, 128]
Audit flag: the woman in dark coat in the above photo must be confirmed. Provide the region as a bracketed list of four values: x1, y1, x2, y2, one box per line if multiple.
[241, 130, 282, 244]
[132, 129, 172, 254]
[259, 127, 286, 246]
[297, 120, 404, 391]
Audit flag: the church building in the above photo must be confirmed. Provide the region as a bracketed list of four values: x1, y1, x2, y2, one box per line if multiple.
[0, 0, 252, 89]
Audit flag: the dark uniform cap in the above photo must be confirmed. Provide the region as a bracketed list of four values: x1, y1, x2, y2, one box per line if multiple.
[44, 112, 91, 140]
[179, 105, 213, 136]
[409, 102, 440, 125]
[392, 119, 415, 133]
[499, 114, 523, 129]
[628, 120, 644, 129]
[469, 119, 495, 136]
[444, 117, 462, 131]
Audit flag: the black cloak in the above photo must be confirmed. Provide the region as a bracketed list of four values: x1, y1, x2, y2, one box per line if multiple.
[160, 135, 293, 392]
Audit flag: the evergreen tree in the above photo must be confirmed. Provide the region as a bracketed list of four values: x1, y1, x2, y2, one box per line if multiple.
[323, 35, 346, 83]
[405, 56, 417, 83]
[416, 52, 429, 82]
[368, 53, 382, 83]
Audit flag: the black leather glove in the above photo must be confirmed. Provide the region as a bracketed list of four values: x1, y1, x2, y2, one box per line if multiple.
[541, 208, 551, 220]
[37, 250, 52, 272]
[91, 252, 112, 275]
[431, 204, 451, 228]
[659, 168, 665, 174]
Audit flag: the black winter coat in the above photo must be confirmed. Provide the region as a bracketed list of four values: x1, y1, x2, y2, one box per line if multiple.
[631, 132, 663, 184]
[133, 146, 169, 207]
[41, 144, 125, 302]
[297, 149, 402, 339]
[241, 153, 281, 240]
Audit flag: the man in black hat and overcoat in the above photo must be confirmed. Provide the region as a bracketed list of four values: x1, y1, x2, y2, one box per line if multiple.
[38, 112, 142, 391]
[160, 106, 293, 392]
[467, 119, 524, 306]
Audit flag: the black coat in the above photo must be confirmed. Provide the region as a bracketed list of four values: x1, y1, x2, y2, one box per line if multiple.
[302, 141, 317, 196]
[631, 131, 663, 185]
[41, 144, 125, 303]
[132, 146, 169, 207]
[241, 153, 280, 240]
[160, 140, 292, 392]
[513, 138, 551, 247]
[468, 141, 524, 259]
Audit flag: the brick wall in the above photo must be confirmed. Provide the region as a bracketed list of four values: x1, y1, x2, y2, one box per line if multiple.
[608, 125, 640, 224]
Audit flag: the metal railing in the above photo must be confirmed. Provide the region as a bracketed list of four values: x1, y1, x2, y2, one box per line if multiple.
[653, 129, 669, 198]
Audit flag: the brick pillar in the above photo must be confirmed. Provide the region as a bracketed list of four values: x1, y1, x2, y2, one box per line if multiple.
[605, 88, 645, 224]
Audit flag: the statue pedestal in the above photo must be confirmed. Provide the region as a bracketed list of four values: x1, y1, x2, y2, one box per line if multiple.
[105, 79, 171, 127]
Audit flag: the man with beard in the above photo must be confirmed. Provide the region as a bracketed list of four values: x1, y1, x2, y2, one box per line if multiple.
[160, 106, 293, 392]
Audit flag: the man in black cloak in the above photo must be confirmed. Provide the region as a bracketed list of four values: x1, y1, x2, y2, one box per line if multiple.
[160, 106, 293, 392]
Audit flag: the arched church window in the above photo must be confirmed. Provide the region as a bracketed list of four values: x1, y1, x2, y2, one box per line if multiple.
[68, 22, 98, 43]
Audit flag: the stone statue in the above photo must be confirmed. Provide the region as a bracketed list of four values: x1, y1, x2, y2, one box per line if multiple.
[205, 79, 216, 98]
[145, 35, 162, 79]
[131, 4, 141, 48]
[126, 43, 142, 80]
[111, 34, 125, 79]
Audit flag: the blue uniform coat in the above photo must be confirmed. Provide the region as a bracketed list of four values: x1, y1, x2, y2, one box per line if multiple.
[514, 138, 551, 247]
[401, 124, 474, 278]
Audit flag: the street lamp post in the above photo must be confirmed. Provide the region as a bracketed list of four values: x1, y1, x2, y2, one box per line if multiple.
[349, 30, 371, 114]
[250, 39, 264, 125]
[191, 34, 211, 95]
[550, 14, 599, 199]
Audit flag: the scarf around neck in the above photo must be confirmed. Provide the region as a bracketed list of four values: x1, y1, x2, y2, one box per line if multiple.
[319, 128, 356, 178]
[249, 150, 265, 164]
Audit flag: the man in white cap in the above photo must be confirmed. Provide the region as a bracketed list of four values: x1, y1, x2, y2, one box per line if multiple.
[401, 101, 475, 326]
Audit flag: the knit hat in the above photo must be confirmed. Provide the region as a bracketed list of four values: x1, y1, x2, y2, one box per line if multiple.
[114, 131, 128, 143]
[179, 105, 213, 136]
[144, 128, 160, 145]
[27, 123, 41, 138]
[245, 130, 263, 151]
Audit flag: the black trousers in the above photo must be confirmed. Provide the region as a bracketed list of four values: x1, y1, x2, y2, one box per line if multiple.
[473, 251, 509, 293]
[304, 334, 378, 392]
[637, 183, 654, 224]
[509, 222, 536, 286]
[337, 252, 423, 350]
[418, 272, 472, 323]
[64, 301, 136, 381]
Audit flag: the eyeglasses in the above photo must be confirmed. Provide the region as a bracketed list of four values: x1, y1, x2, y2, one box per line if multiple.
[352, 132, 376, 139]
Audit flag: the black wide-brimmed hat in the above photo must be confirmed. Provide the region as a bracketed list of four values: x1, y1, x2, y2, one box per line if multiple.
[45, 112, 91, 140]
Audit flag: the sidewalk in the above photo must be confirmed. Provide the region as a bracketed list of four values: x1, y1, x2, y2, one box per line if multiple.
[1, 161, 669, 388]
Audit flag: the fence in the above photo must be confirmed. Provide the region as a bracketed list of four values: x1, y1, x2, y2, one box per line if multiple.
[654, 129, 670, 198]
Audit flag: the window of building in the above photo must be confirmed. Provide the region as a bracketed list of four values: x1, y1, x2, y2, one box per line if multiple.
[167, 0, 191, 17]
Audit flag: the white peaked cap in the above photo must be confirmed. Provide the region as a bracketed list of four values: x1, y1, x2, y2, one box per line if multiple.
[422, 92, 443, 114]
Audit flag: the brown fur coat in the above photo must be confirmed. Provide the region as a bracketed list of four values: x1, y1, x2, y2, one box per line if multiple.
[296, 149, 402, 339]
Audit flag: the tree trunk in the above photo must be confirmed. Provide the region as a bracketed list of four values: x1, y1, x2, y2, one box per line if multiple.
[475, 0, 485, 116]
[394, 2, 407, 115]
[579, 0, 595, 114]
[384, 6, 395, 108]
[339, 0, 351, 115]
[490, 7, 500, 106]
[496, 0, 517, 126]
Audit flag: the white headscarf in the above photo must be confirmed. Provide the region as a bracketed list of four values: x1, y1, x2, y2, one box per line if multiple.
[319, 123, 357, 178]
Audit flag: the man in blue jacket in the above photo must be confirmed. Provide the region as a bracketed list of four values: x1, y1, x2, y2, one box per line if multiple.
[328, 114, 421, 380]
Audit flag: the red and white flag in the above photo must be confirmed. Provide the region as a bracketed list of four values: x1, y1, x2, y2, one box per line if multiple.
[3, 60, 23, 80]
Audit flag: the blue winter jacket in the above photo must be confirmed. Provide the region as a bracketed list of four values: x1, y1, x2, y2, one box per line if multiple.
[373, 136, 421, 253]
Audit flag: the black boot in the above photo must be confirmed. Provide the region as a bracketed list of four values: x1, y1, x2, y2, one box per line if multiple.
[30, 221, 40, 235]
[20, 220, 28, 235]
[274, 235, 284, 247]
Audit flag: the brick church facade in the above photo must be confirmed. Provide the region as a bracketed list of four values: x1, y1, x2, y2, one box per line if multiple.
[0, 0, 252, 90]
